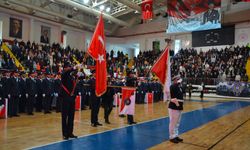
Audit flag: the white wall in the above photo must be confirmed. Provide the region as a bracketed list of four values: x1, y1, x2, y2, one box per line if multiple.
[0, 12, 30, 42]
[0, 21, 2, 41]
[0, 11, 89, 50]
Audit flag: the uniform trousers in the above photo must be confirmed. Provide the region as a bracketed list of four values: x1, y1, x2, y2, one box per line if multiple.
[168, 108, 182, 139]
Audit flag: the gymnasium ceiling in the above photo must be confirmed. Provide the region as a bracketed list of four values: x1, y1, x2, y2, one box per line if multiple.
[0, 0, 250, 35]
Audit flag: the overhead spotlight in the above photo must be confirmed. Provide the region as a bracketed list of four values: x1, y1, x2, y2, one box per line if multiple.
[106, 7, 111, 12]
[99, 5, 105, 11]
[83, 0, 89, 4]
[73, 7, 78, 11]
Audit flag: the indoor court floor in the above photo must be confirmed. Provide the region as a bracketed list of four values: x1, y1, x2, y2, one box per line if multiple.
[0, 97, 250, 150]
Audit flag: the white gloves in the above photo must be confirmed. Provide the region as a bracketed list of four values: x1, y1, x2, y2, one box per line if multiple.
[42, 94, 45, 97]
[26, 93, 28, 98]
[78, 92, 81, 96]
[8, 94, 11, 98]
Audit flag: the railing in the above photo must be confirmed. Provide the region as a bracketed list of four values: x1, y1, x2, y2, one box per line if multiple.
[185, 77, 245, 85]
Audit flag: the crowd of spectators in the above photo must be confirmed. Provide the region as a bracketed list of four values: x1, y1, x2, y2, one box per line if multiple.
[0, 40, 249, 84]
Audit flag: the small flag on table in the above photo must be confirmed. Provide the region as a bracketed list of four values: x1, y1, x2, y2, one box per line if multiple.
[75, 96, 81, 111]
[0, 99, 8, 119]
[145, 92, 153, 104]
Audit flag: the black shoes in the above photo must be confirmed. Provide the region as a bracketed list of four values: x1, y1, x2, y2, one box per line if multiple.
[176, 137, 183, 142]
[105, 120, 111, 124]
[170, 138, 179, 143]
[91, 123, 97, 127]
[63, 134, 78, 140]
[169, 137, 183, 143]
[96, 122, 102, 126]
[91, 122, 102, 127]
[128, 121, 137, 125]
[69, 134, 78, 139]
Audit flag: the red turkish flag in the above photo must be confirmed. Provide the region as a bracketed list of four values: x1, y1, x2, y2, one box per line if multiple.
[151, 47, 171, 101]
[88, 14, 107, 96]
[141, 0, 153, 20]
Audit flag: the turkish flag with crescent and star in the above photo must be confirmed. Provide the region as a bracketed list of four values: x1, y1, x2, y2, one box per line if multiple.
[119, 87, 136, 115]
[88, 14, 107, 97]
[141, 0, 153, 20]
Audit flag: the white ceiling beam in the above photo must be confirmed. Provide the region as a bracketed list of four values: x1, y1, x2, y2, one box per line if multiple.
[8, 0, 112, 33]
[115, 0, 141, 12]
[54, 0, 130, 27]
[92, 0, 108, 7]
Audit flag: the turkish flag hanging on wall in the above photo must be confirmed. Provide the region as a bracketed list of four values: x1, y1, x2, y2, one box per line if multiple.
[88, 14, 107, 96]
[141, 0, 153, 20]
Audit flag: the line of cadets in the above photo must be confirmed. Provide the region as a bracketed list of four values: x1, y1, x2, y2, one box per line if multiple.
[0, 70, 163, 122]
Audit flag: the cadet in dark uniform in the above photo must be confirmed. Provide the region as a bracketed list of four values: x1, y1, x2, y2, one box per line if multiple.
[35, 72, 43, 112]
[126, 71, 137, 125]
[42, 73, 52, 114]
[90, 70, 102, 127]
[2, 71, 12, 117]
[26, 72, 37, 115]
[168, 75, 184, 143]
[61, 62, 78, 140]
[18, 72, 27, 113]
[54, 74, 62, 112]
[102, 79, 115, 124]
[9, 71, 20, 117]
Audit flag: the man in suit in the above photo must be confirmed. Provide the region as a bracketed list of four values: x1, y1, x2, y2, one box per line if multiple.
[202, 2, 220, 24]
[61, 62, 78, 140]
[40, 29, 49, 44]
[168, 75, 184, 143]
[9, 18, 22, 38]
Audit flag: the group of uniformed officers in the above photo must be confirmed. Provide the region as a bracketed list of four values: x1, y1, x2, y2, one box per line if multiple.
[0, 69, 163, 118]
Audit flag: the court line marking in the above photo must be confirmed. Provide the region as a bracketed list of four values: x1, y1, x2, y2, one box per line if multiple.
[27, 102, 222, 150]
[207, 117, 250, 150]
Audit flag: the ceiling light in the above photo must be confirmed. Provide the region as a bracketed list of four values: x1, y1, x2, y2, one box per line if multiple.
[106, 7, 111, 12]
[83, 0, 89, 4]
[99, 5, 105, 11]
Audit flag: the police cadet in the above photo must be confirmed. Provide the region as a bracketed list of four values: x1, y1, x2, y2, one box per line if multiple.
[19, 72, 27, 113]
[9, 70, 20, 117]
[54, 73, 62, 112]
[35, 72, 43, 112]
[2, 70, 12, 117]
[26, 71, 37, 115]
[61, 62, 78, 140]
[42, 73, 52, 114]
[102, 78, 115, 124]
[168, 75, 184, 143]
[90, 70, 102, 127]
